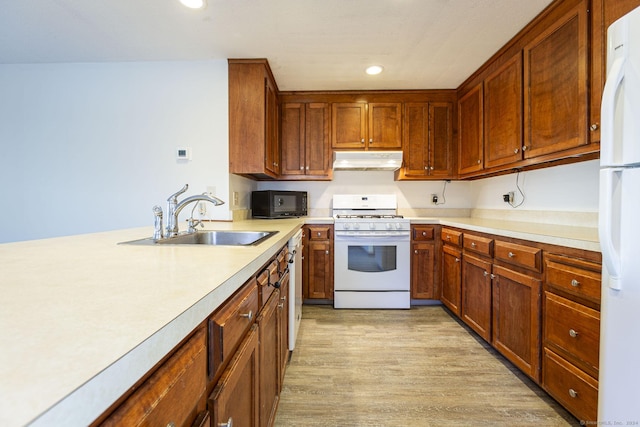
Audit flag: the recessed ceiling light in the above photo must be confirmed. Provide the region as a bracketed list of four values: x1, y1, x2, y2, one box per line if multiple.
[365, 65, 384, 75]
[179, 0, 206, 9]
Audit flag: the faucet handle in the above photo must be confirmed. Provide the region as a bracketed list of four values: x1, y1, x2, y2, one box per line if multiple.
[167, 184, 189, 202]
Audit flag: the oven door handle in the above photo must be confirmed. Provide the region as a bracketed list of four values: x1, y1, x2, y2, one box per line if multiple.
[334, 232, 410, 240]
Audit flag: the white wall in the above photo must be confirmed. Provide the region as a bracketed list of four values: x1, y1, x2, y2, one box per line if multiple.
[0, 61, 230, 243]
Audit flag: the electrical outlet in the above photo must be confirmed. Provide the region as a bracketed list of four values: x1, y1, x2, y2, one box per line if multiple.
[503, 192, 515, 203]
[233, 191, 239, 206]
[431, 194, 439, 204]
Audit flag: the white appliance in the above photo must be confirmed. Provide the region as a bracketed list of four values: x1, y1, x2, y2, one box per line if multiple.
[332, 151, 403, 171]
[332, 194, 410, 309]
[598, 6, 640, 423]
[287, 229, 303, 351]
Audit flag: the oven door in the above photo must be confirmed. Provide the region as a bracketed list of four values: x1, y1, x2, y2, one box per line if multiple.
[334, 232, 410, 291]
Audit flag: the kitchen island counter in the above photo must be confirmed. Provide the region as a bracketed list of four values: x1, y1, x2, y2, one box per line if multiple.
[0, 219, 303, 427]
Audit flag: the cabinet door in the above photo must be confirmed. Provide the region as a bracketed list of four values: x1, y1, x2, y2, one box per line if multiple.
[411, 242, 436, 299]
[280, 103, 306, 176]
[461, 254, 492, 341]
[492, 265, 542, 382]
[278, 272, 290, 389]
[458, 83, 484, 175]
[368, 103, 402, 149]
[305, 103, 331, 176]
[441, 245, 462, 315]
[484, 53, 523, 168]
[332, 103, 367, 149]
[402, 103, 429, 176]
[258, 292, 280, 427]
[523, 0, 588, 158]
[265, 75, 280, 175]
[304, 239, 334, 300]
[209, 326, 259, 427]
[429, 102, 454, 178]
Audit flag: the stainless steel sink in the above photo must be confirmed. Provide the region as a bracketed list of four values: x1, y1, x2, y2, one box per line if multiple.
[121, 230, 278, 246]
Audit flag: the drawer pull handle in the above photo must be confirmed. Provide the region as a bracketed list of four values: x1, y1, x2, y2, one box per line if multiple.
[508, 252, 515, 258]
[569, 329, 579, 338]
[571, 279, 580, 287]
[278, 303, 284, 309]
[239, 310, 253, 322]
[219, 417, 233, 427]
[281, 295, 287, 302]
[568, 389, 578, 398]
[471, 242, 476, 247]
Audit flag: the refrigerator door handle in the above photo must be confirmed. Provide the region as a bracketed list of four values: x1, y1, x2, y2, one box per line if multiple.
[600, 56, 625, 166]
[599, 168, 622, 290]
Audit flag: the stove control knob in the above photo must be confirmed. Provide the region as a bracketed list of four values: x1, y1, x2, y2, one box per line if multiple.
[386, 223, 392, 230]
[343, 223, 350, 230]
[369, 222, 376, 230]
[353, 223, 360, 230]
[396, 223, 402, 230]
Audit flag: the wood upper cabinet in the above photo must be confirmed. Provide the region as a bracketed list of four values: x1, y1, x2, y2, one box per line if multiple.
[332, 102, 402, 150]
[458, 83, 484, 175]
[229, 59, 280, 179]
[280, 102, 331, 179]
[303, 224, 334, 301]
[209, 325, 259, 427]
[401, 102, 454, 179]
[484, 53, 523, 168]
[523, 0, 589, 158]
[492, 264, 542, 382]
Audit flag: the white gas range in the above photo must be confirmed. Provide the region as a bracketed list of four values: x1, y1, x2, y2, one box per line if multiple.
[332, 194, 411, 309]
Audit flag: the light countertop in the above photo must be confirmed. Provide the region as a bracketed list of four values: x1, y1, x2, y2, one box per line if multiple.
[0, 219, 303, 427]
[0, 214, 600, 426]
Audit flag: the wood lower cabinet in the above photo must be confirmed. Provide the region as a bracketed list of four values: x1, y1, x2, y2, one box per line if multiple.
[303, 224, 334, 301]
[461, 254, 493, 341]
[440, 228, 462, 315]
[280, 102, 332, 179]
[228, 59, 280, 179]
[492, 265, 542, 382]
[258, 290, 280, 427]
[542, 253, 601, 422]
[209, 325, 259, 427]
[99, 328, 207, 427]
[411, 225, 438, 299]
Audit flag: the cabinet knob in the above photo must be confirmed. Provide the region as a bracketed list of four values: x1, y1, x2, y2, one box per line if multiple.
[325, 250, 329, 255]
[281, 295, 287, 302]
[414, 249, 418, 254]
[590, 123, 599, 131]
[569, 329, 579, 338]
[300, 166, 304, 170]
[483, 271, 489, 277]
[568, 389, 578, 398]
[455, 258, 460, 263]
[514, 148, 519, 154]
[430, 166, 434, 170]
[167, 423, 176, 427]
[446, 235, 451, 240]
[508, 252, 515, 258]
[361, 138, 365, 143]
[239, 310, 253, 322]
[422, 231, 427, 236]
[522, 145, 528, 151]
[278, 303, 284, 309]
[471, 242, 476, 247]
[317, 232, 321, 236]
[571, 279, 580, 287]
[369, 138, 373, 143]
[306, 166, 309, 171]
[424, 166, 428, 170]
[219, 417, 233, 427]
[477, 159, 481, 164]
[490, 273, 496, 279]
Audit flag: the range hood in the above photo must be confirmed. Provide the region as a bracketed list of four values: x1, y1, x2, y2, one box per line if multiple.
[333, 151, 403, 171]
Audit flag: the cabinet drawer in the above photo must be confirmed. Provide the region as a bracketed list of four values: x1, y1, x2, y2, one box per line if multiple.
[412, 225, 435, 241]
[306, 225, 332, 240]
[544, 292, 600, 376]
[494, 240, 541, 272]
[463, 234, 493, 257]
[545, 255, 601, 304]
[102, 328, 207, 427]
[209, 278, 259, 380]
[441, 228, 462, 246]
[543, 348, 598, 422]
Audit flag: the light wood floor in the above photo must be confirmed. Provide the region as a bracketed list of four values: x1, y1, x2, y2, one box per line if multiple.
[275, 305, 579, 426]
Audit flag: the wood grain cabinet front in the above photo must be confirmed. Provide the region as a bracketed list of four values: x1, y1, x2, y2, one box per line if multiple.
[458, 83, 484, 175]
[441, 231, 462, 315]
[332, 102, 402, 150]
[461, 253, 493, 341]
[411, 225, 439, 299]
[99, 328, 207, 427]
[303, 224, 334, 301]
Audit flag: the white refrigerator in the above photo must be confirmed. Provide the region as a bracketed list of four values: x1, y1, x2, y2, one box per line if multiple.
[598, 5, 640, 423]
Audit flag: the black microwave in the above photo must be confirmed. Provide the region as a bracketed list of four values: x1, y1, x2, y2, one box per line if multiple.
[251, 190, 308, 218]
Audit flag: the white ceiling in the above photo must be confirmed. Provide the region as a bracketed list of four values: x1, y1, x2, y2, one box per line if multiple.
[0, 0, 553, 91]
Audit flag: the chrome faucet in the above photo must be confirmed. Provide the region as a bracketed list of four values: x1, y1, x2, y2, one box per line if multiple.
[164, 184, 225, 238]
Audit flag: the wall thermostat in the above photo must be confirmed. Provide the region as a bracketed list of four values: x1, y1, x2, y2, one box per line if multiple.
[176, 147, 192, 160]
